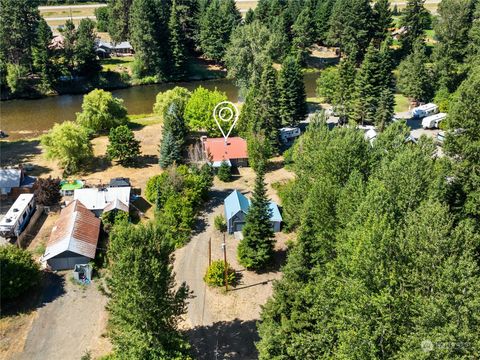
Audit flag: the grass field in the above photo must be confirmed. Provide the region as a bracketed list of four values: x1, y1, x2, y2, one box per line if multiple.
[395, 93, 410, 113]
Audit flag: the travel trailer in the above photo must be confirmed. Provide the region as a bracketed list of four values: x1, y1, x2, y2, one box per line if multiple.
[422, 113, 447, 129]
[412, 103, 439, 119]
[0, 194, 35, 238]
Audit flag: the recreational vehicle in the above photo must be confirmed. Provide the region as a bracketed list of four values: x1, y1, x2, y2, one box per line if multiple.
[0, 194, 35, 238]
[279, 127, 301, 143]
[412, 103, 439, 119]
[422, 113, 447, 129]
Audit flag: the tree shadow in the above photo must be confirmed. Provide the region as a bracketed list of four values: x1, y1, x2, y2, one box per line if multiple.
[307, 101, 323, 113]
[192, 189, 233, 235]
[1, 272, 66, 317]
[186, 319, 259, 360]
[130, 154, 158, 168]
[0, 140, 42, 166]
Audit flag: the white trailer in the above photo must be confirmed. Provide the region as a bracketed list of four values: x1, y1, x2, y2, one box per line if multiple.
[412, 103, 439, 119]
[0, 194, 35, 238]
[422, 113, 447, 129]
[279, 127, 301, 143]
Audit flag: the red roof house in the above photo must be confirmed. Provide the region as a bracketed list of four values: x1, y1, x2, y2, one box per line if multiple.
[203, 137, 249, 167]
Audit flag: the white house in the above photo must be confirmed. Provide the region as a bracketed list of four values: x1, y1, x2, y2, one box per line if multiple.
[73, 187, 130, 217]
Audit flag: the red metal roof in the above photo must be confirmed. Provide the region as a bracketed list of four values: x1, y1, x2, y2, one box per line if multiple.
[44, 200, 100, 260]
[203, 137, 248, 162]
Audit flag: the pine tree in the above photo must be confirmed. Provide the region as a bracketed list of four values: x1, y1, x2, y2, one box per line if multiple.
[433, 0, 475, 92]
[237, 166, 275, 270]
[130, 0, 171, 78]
[75, 18, 99, 75]
[468, 1, 480, 59]
[400, 0, 430, 54]
[333, 53, 357, 116]
[60, 20, 76, 74]
[398, 40, 433, 102]
[168, 0, 187, 79]
[107, 125, 141, 166]
[244, 8, 255, 24]
[315, 0, 335, 44]
[278, 55, 307, 126]
[33, 18, 54, 92]
[217, 160, 232, 182]
[292, 6, 315, 61]
[159, 131, 182, 168]
[108, 0, 133, 42]
[372, 0, 392, 42]
[328, 0, 374, 60]
[375, 88, 394, 131]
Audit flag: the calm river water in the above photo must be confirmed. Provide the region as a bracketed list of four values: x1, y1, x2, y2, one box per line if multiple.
[0, 72, 319, 140]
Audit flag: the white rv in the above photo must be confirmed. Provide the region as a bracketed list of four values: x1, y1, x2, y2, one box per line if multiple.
[412, 103, 439, 119]
[422, 113, 447, 129]
[0, 194, 35, 238]
[279, 127, 301, 143]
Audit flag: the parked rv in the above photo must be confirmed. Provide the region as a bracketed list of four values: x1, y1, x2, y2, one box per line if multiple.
[279, 127, 301, 143]
[412, 103, 439, 119]
[422, 113, 447, 129]
[0, 194, 35, 238]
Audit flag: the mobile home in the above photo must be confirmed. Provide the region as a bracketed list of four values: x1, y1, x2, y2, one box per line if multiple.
[422, 113, 447, 129]
[0, 194, 35, 238]
[412, 103, 439, 119]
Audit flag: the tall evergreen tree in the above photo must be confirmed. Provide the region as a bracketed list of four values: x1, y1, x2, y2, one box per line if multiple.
[292, 5, 315, 61]
[328, 0, 374, 60]
[433, 0, 475, 92]
[468, 1, 480, 59]
[0, 0, 40, 68]
[399, 0, 430, 55]
[333, 53, 357, 117]
[159, 130, 182, 168]
[33, 18, 55, 91]
[60, 20, 76, 74]
[315, 0, 335, 44]
[75, 18, 99, 75]
[130, 0, 171, 78]
[159, 101, 186, 168]
[108, 0, 133, 42]
[237, 166, 275, 270]
[107, 223, 190, 358]
[168, 0, 187, 79]
[198, 0, 240, 62]
[278, 55, 307, 126]
[398, 40, 433, 103]
[372, 0, 392, 42]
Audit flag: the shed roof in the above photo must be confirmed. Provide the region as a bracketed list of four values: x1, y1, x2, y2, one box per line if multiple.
[43, 200, 100, 261]
[204, 137, 248, 162]
[0, 168, 22, 189]
[268, 202, 283, 222]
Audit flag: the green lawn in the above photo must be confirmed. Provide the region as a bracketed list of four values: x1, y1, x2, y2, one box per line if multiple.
[395, 93, 410, 113]
[101, 56, 134, 72]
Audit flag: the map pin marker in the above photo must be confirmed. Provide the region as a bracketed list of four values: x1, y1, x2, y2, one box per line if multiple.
[213, 101, 239, 142]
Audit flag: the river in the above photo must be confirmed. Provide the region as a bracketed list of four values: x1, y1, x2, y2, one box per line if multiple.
[0, 72, 319, 141]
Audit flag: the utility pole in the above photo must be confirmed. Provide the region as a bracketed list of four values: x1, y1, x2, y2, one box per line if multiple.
[223, 233, 228, 292]
[208, 237, 212, 266]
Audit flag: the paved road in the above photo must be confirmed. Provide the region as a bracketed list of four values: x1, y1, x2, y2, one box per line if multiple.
[43, 15, 96, 21]
[39, 4, 106, 11]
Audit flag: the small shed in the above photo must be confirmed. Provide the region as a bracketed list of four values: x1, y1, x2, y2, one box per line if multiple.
[109, 177, 131, 188]
[43, 200, 100, 271]
[224, 190, 282, 234]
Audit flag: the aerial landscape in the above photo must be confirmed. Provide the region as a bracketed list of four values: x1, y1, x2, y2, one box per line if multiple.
[0, 0, 479, 359]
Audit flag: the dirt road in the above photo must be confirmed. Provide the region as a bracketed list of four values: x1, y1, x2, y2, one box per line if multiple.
[174, 165, 294, 359]
[10, 273, 111, 360]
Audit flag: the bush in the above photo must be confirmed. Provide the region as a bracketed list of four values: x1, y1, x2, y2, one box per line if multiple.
[153, 86, 191, 116]
[217, 161, 232, 182]
[316, 66, 340, 103]
[0, 246, 41, 300]
[203, 260, 236, 287]
[145, 174, 165, 203]
[214, 214, 227, 232]
[101, 210, 129, 232]
[106, 125, 141, 166]
[283, 146, 294, 165]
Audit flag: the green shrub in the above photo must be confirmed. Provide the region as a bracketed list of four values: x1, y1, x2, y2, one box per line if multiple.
[101, 210, 129, 232]
[214, 214, 227, 232]
[283, 146, 294, 165]
[217, 161, 232, 182]
[203, 260, 236, 287]
[0, 246, 41, 300]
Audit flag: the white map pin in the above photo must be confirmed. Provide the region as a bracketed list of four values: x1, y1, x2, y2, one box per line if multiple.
[213, 101, 239, 142]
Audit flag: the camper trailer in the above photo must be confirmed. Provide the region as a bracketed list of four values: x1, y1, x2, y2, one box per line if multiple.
[0, 194, 35, 238]
[412, 103, 439, 119]
[422, 113, 447, 129]
[279, 127, 301, 143]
